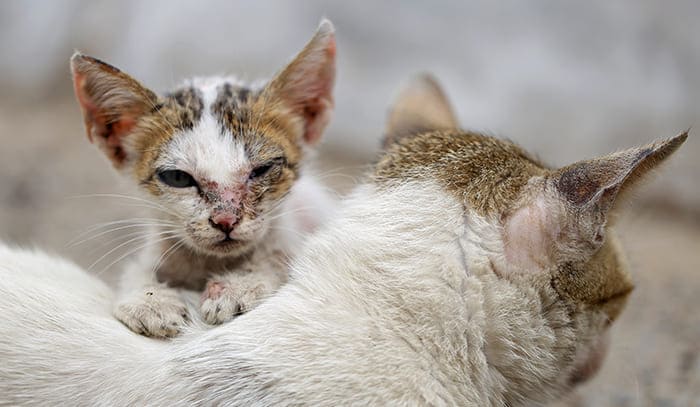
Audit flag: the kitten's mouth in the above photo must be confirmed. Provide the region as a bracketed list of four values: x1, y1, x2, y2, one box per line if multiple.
[212, 236, 243, 248]
[189, 235, 250, 257]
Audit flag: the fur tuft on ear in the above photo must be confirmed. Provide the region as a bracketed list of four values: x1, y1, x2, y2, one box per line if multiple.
[261, 19, 336, 145]
[505, 132, 688, 270]
[384, 74, 458, 148]
[71, 52, 158, 167]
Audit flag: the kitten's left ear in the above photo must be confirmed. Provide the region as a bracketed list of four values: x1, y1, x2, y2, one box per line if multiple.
[506, 132, 688, 268]
[262, 19, 336, 145]
[71, 53, 158, 168]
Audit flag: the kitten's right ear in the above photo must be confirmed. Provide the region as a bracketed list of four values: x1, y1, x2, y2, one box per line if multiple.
[384, 74, 458, 148]
[71, 53, 158, 168]
[261, 20, 336, 146]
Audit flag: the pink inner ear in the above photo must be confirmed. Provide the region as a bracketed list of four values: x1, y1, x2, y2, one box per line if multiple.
[293, 35, 336, 145]
[72, 71, 137, 164]
[503, 197, 554, 273]
[303, 98, 333, 144]
[72, 72, 100, 143]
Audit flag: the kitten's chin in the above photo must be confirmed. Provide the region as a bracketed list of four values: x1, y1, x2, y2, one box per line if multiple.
[193, 239, 255, 258]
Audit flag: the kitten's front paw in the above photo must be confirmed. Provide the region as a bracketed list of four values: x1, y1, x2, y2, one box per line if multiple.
[114, 287, 189, 338]
[200, 278, 268, 325]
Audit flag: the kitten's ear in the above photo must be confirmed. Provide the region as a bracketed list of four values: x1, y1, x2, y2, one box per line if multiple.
[506, 132, 688, 269]
[262, 19, 336, 145]
[71, 53, 158, 168]
[384, 74, 458, 148]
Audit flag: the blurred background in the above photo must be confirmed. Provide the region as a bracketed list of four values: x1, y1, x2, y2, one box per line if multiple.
[0, 1, 698, 405]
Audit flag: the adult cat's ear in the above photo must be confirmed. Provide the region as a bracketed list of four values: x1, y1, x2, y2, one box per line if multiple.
[71, 53, 158, 168]
[262, 19, 336, 145]
[553, 131, 688, 217]
[384, 74, 458, 148]
[506, 132, 688, 268]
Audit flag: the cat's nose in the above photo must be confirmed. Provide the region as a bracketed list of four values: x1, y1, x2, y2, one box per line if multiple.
[209, 213, 238, 234]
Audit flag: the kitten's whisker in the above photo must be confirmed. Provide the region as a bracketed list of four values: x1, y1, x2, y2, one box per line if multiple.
[88, 232, 178, 273]
[268, 226, 307, 240]
[144, 97, 179, 135]
[93, 234, 181, 276]
[264, 206, 320, 223]
[315, 173, 363, 185]
[113, 202, 184, 219]
[150, 238, 186, 275]
[68, 221, 179, 247]
[72, 220, 178, 239]
[313, 167, 366, 178]
[262, 190, 294, 215]
[69, 193, 169, 211]
[84, 229, 181, 255]
[73, 217, 179, 236]
[69, 193, 184, 219]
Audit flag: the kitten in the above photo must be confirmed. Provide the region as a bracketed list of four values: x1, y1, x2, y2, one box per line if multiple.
[0, 75, 686, 405]
[70, 21, 337, 337]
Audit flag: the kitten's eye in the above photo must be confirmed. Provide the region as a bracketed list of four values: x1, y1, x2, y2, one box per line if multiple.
[157, 170, 198, 188]
[249, 159, 284, 180]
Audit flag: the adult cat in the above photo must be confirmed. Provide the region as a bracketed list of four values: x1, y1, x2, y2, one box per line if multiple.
[0, 76, 687, 405]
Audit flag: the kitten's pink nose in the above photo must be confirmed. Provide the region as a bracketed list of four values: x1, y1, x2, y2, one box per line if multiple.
[209, 213, 238, 234]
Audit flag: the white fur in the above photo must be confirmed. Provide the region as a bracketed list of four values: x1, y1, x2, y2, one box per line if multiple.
[0, 180, 591, 405]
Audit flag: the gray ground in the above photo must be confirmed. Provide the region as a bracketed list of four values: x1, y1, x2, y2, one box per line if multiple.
[0, 1, 698, 405]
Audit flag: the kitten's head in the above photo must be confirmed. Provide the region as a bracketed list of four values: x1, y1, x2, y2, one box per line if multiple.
[71, 21, 335, 257]
[380, 75, 686, 396]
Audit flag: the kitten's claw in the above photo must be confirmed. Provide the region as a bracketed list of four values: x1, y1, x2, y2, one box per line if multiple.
[114, 287, 188, 338]
[200, 279, 267, 325]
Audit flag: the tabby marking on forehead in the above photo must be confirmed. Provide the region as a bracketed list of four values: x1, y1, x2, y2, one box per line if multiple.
[213, 83, 263, 137]
[165, 86, 204, 130]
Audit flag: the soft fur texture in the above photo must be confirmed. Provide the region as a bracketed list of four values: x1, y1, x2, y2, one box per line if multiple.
[0, 75, 687, 405]
[70, 20, 337, 336]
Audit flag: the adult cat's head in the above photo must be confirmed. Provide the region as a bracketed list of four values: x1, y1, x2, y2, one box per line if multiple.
[378, 75, 686, 399]
[70, 20, 335, 257]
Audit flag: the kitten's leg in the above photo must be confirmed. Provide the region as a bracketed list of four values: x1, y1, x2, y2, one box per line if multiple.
[200, 255, 287, 325]
[114, 254, 188, 338]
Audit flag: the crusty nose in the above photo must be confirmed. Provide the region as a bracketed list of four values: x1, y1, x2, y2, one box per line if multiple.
[209, 213, 238, 234]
